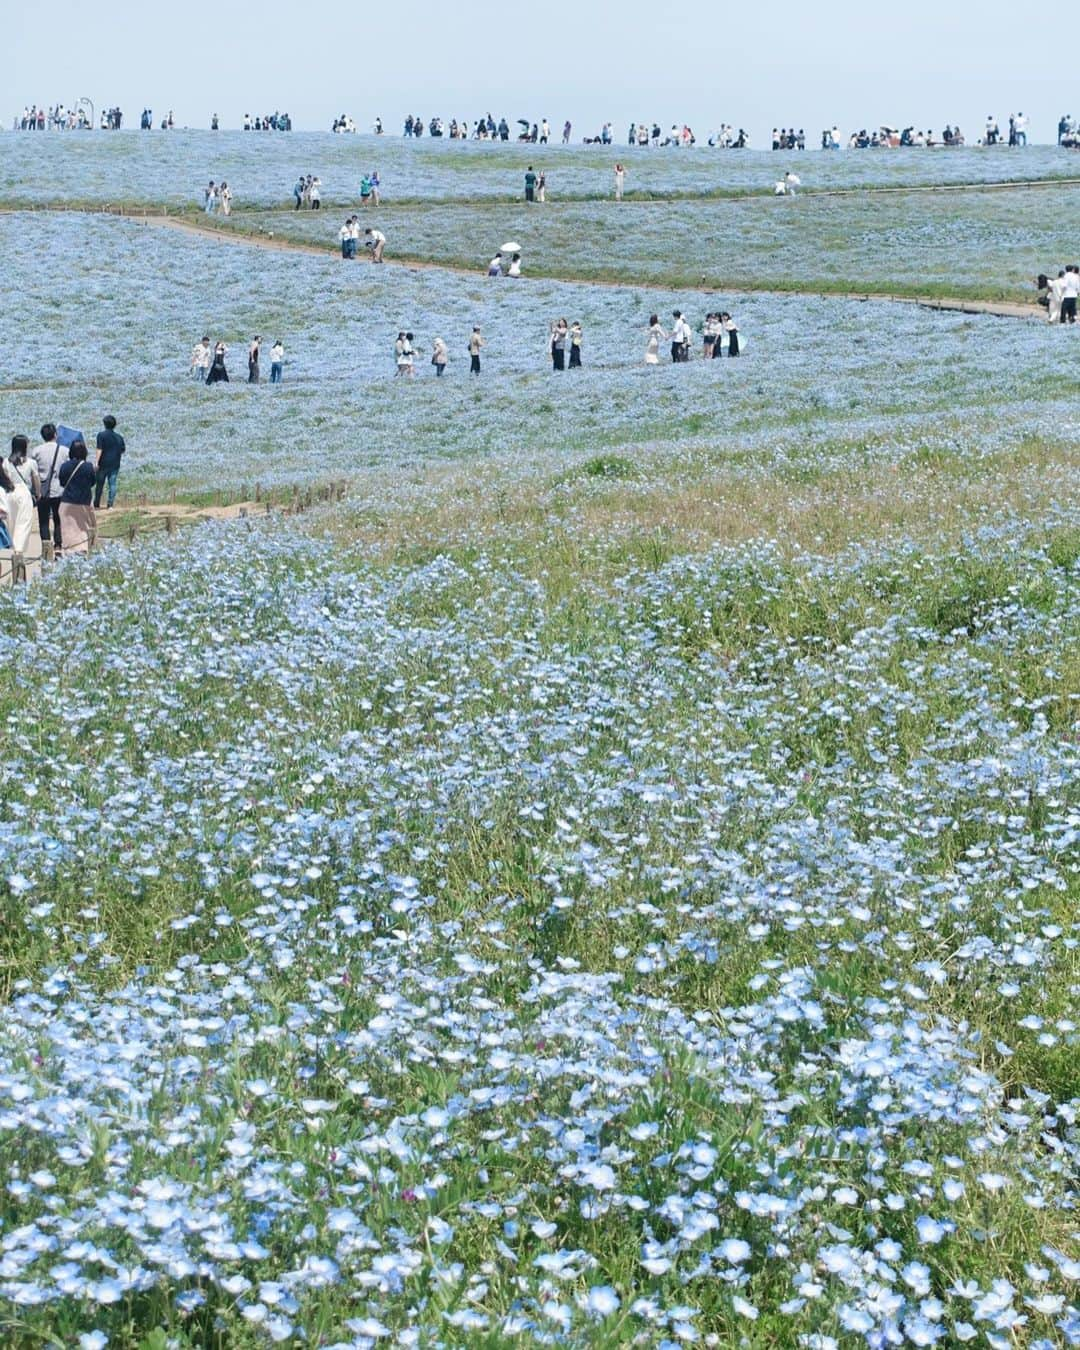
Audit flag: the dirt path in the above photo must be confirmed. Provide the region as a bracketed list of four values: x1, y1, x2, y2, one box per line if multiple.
[130, 213, 1042, 321]
[1, 202, 1044, 318]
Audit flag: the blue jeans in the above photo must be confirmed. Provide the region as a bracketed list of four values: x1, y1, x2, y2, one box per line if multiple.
[94, 466, 119, 508]
[270, 363, 282, 383]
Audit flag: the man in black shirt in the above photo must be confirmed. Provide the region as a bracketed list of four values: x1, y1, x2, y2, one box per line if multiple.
[94, 415, 126, 508]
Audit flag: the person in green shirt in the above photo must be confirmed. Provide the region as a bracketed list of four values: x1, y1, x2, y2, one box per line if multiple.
[524, 167, 537, 202]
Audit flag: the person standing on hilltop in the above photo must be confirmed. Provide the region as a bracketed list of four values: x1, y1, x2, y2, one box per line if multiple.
[524, 166, 537, 202]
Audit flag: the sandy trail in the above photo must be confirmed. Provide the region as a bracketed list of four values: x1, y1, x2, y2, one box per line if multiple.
[1, 204, 1043, 320]
[138, 213, 1042, 320]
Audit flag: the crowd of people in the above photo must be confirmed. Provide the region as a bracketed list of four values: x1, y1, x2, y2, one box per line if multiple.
[337, 220, 385, 260]
[1059, 116, 1080, 148]
[292, 175, 322, 209]
[1037, 267, 1080, 323]
[139, 109, 176, 130]
[488, 250, 522, 276]
[0, 418, 127, 582]
[242, 112, 292, 131]
[183, 302, 741, 386]
[648, 311, 739, 362]
[842, 126, 967, 148]
[14, 104, 93, 131]
[203, 180, 233, 215]
[401, 115, 570, 142]
[191, 337, 286, 384]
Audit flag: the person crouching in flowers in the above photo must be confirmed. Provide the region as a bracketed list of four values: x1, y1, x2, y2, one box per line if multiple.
[57, 440, 97, 557]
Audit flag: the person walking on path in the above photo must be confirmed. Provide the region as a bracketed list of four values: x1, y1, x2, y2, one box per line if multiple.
[220, 181, 232, 216]
[431, 336, 447, 375]
[270, 340, 284, 383]
[31, 422, 63, 553]
[537, 170, 547, 202]
[310, 177, 321, 209]
[204, 181, 218, 214]
[293, 176, 304, 210]
[468, 326, 484, 374]
[57, 441, 96, 557]
[645, 314, 666, 365]
[248, 336, 261, 383]
[207, 342, 229, 383]
[524, 166, 537, 202]
[93, 415, 126, 508]
[365, 227, 385, 262]
[614, 163, 626, 201]
[0, 447, 37, 583]
[6, 435, 41, 506]
[568, 321, 582, 368]
[550, 319, 568, 370]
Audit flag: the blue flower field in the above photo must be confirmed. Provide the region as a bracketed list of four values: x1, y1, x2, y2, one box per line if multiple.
[0, 132, 1077, 1349]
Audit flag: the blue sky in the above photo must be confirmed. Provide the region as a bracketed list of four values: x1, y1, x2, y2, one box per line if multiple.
[7, 0, 1069, 143]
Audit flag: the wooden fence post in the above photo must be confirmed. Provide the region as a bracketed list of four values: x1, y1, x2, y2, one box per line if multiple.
[165, 515, 177, 535]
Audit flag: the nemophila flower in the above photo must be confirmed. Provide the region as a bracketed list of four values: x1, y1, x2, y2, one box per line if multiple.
[716, 1238, 752, 1265]
[915, 1215, 949, 1245]
[583, 1285, 620, 1317]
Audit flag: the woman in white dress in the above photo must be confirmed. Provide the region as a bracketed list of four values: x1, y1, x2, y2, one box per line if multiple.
[645, 314, 666, 365]
[2, 436, 41, 581]
[0, 460, 36, 584]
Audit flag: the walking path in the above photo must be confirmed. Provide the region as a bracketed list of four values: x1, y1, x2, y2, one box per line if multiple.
[136, 212, 1041, 321]
[0, 203, 1043, 318]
